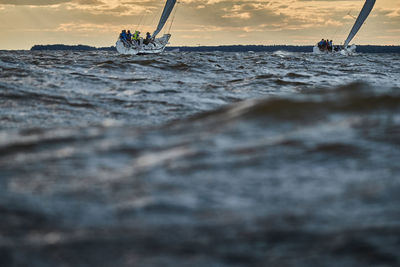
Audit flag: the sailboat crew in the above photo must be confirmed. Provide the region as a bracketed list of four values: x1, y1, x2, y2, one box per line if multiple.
[314, 1, 376, 54]
[119, 30, 129, 46]
[127, 30, 133, 44]
[144, 32, 152, 45]
[132, 31, 140, 44]
[116, 0, 177, 55]
[328, 40, 333, 51]
[318, 39, 325, 49]
[316, 38, 334, 52]
[325, 38, 331, 51]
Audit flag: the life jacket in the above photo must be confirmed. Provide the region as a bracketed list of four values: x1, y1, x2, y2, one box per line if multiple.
[133, 32, 139, 41]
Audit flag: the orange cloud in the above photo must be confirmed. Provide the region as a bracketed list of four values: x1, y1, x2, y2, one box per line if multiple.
[0, 0, 399, 49]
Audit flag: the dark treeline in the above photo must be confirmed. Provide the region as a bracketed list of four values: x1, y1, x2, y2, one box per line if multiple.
[355, 45, 400, 53]
[167, 45, 400, 53]
[30, 44, 400, 53]
[31, 44, 115, 51]
[167, 45, 313, 53]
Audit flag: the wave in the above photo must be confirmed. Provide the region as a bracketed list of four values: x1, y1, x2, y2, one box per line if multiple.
[1, 50, 400, 267]
[185, 82, 400, 124]
[272, 50, 297, 57]
[1, 79, 399, 267]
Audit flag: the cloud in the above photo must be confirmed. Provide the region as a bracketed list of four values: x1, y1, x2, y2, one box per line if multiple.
[0, 0, 70, 5]
[222, 12, 251, 19]
[383, 8, 400, 17]
[0, 0, 104, 5]
[75, 0, 103, 4]
[0, 0, 399, 49]
[56, 22, 120, 32]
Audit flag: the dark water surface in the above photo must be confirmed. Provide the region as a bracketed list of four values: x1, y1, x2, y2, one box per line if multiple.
[1, 50, 400, 266]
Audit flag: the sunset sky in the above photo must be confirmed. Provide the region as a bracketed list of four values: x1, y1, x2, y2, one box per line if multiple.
[0, 0, 399, 50]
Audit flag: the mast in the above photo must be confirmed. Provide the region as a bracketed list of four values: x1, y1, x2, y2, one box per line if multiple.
[343, 0, 376, 47]
[152, 0, 177, 39]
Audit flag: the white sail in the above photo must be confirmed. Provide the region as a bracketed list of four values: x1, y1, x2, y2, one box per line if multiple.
[152, 0, 176, 38]
[344, 0, 376, 47]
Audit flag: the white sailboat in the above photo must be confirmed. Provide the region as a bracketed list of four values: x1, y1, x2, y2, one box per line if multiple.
[116, 0, 177, 55]
[313, 0, 376, 55]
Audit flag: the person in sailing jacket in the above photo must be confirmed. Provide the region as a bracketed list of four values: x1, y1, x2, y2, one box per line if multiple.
[119, 30, 130, 46]
[120, 30, 127, 41]
[144, 32, 152, 45]
[318, 39, 325, 49]
[127, 30, 133, 44]
[132, 31, 140, 44]
[328, 40, 333, 51]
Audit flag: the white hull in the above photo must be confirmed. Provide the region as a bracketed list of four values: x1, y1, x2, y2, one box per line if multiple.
[313, 45, 357, 55]
[116, 34, 171, 55]
[340, 45, 357, 56]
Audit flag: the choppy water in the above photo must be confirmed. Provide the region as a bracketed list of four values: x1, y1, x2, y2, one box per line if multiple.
[1, 50, 400, 267]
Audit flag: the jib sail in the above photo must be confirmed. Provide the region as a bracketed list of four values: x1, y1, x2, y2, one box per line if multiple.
[152, 0, 177, 38]
[344, 0, 376, 47]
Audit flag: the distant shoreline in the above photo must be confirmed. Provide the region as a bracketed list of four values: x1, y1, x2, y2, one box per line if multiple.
[29, 44, 400, 53]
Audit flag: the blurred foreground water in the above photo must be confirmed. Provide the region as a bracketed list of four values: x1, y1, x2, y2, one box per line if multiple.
[0, 51, 400, 266]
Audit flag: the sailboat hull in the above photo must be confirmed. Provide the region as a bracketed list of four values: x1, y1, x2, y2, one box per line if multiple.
[312, 45, 357, 55]
[340, 45, 357, 55]
[116, 34, 171, 55]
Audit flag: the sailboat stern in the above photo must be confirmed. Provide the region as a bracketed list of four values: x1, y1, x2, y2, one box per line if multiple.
[151, 34, 171, 49]
[116, 34, 172, 55]
[341, 45, 357, 55]
[158, 34, 171, 46]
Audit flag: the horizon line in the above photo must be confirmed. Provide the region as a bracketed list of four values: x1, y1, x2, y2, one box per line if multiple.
[1, 44, 398, 51]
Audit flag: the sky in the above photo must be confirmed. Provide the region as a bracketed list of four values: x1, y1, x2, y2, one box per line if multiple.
[0, 0, 399, 50]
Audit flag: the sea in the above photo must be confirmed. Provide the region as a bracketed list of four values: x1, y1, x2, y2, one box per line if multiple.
[0, 50, 400, 267]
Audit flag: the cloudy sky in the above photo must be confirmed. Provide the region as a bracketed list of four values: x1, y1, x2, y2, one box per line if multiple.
[0, 0, 399, 49]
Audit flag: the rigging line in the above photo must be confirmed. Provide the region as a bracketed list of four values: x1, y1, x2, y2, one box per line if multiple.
[150, 2, 164, 32]
[149, 8, 159, 27]
[167, 1, 179, 34]
[343, 8, 359, 40]
[142, 10, 149, 30]
[332, 19, 345, 43]
[322, 18, 332, 43]
[333, 9, 354, 45]
[136, 12, 146, 29]
[347, 11, 357, 20]
[341, 10, 356, 41]
[328, 8, 354, 45]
